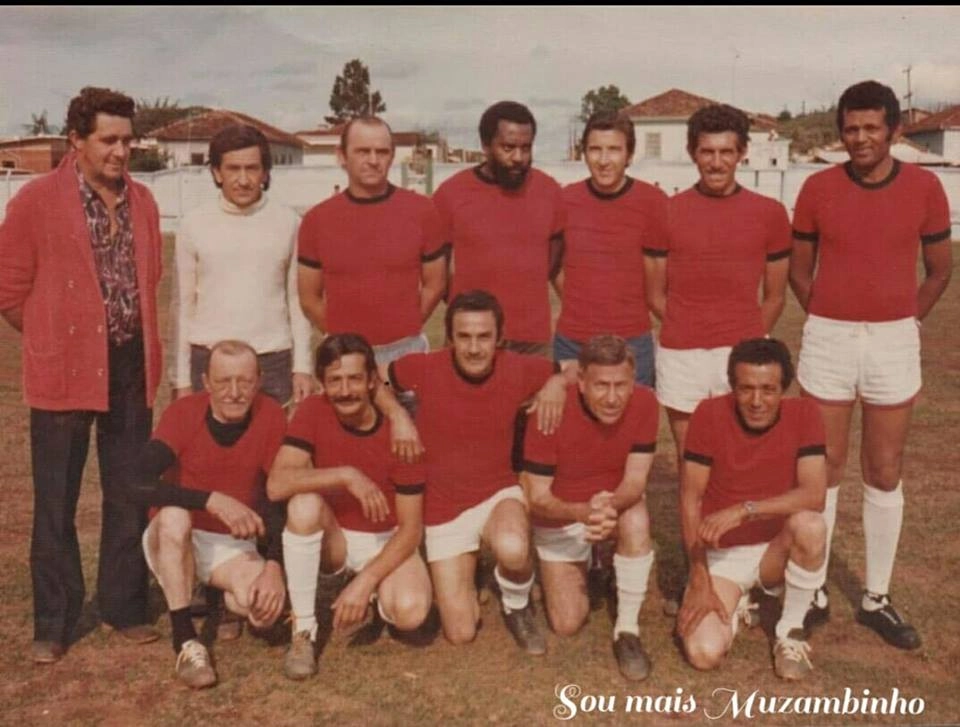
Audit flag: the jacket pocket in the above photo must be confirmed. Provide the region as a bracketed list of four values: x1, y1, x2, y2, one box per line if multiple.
[23, 346, 67, 400]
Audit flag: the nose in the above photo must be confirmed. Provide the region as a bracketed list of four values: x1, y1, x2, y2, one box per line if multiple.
[750, 390, 763, 407]
[228, 379, 240, 398]
[238, 169, 249, 185]
[468, 338, 480, 354]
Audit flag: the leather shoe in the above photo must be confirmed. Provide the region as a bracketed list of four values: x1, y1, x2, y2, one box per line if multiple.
[32, 640, 66, 664]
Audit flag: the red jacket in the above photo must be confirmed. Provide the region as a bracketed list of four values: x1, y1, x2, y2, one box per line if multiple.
[0, 154, 163, 411]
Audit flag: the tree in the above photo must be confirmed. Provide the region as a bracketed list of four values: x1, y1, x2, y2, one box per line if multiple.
[23, 110, 58, 136]
[579, 85, 631, 122]
[134, 97, 209, 137]
[777, 108, 792, 121]
[325, 59, 386, 125]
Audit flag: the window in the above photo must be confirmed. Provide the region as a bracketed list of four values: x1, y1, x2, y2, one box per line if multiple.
[190, 153, 204, 166]
[1, 160, 14, 169]
[770, 158, 778, 167]
[644, 133, 661, 159]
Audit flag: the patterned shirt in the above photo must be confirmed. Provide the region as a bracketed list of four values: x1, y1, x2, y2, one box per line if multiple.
[76, 165, 141, 344]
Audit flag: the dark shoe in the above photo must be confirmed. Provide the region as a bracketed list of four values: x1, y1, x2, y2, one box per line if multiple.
[802, 585, 830, 634]
[32, 640, 65, 664]
[856, 594, 921, 650]
[773, 628, 813, 680]
[503, 604, 546, 656]
[175, 639, 217, 689]
[613, 632, 651, 681]
[108, 624, 161, 644]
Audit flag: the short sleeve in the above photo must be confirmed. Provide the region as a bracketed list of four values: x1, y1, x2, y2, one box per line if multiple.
[796, 399, 826, 458]
[152, 398, 192, 455]
[550, 179, 565, 237]
[521, 355, 556, 397]
[521, 411, 558, 476]
[284, 395, 323, 454]
[260, 402, 288, 472]
[628, 389, 659, 453]
[644, 196, 674, 256]
[765, 201, 793, 260]
[643, 189, 669, 253]
[791, 178, 819, 242]
[921, 175, 952, 244]
[389, 352, 427, 393]
[297, 209, 323, 269]
[432, 181, 453, 244]
[683, 399, 715, 466]
[420, 200, 447, 260]
[390, 458, 426, 495]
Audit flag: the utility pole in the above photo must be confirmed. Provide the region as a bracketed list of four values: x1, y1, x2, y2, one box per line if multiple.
[903, 65, 913, 125]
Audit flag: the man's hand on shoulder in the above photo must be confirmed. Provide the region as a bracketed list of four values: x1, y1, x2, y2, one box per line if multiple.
[173, 386, 193, 400]
[205, 491, 265, 539]
[527, 373, 567, 435]
[246, 560, 285, 628]
[291, 373, 314, 404]
[387, 405, 424, 463]
[342, 467, 390, 523]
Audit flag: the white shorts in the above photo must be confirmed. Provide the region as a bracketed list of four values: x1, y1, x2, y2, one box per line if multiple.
[342, 528, 395, 573]
[143, 524, 258, 585]
[706, 542, 771, 594]
[797, 314, 921, 406]
[533, 521, 591, 563]
[655, 345, 733, 414]
[425, 485, 524, 563]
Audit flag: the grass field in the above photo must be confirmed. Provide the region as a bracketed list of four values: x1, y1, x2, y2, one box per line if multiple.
[0, 236, 957, 726]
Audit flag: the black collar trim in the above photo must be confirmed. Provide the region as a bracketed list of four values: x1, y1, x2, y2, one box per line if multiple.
[843, 159, 900, 190]
[346, 184, 396, 205]
[451, 348, 497, 386]
[472, 165, 499, 186]
[206, 405, 253, 447]
[586, 176, 634, 201]
[734, 403, 781, 437]
[694, 181, 742, 198]
[338, 405, 383, 437]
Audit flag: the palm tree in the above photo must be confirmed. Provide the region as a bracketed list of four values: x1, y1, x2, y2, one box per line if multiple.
[22, 110, 57, 136]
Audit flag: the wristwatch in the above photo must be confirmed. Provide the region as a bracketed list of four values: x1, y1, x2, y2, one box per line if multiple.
[742, 501, 757, 521]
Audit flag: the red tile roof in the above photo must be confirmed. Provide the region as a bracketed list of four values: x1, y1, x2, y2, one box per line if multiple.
[903, 105, 960, 134]
[622, 88, 777, 131]
[150, 110, 304, 148]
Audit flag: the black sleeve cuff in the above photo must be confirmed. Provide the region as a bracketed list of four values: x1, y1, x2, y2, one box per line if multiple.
[766, 248, 792, 261]
[395, 483, 425, 495]
[421, 242, 452, 262]
[683, 450, 713, 466]
[797, 444, 827, 458]
[642, 247, 668, 258]
[630, 442, 656, 454]
[792, 230, 819, 243]
[297, 256, 322, 269]
[283, 436, 315, 455]
[522, 460, 556, 476]
[921, 228, 951, 245]
[387, 360, 403, 391]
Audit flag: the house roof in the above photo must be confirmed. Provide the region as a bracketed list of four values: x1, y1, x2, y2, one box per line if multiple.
[150, 110, 304, 148]
[622, 88, 777, 131]
[295, 124, 345, 138]
[0, 135, 68, 149]
[903, 105, 960, 134]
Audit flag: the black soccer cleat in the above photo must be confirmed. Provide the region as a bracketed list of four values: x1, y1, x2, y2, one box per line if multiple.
[855, 593, 921, 650]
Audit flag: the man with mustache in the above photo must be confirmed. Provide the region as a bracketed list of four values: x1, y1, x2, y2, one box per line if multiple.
[520, 335, 659, 680]
[133, 340, 287, 689]
[790, 80, 952, 649]
[433, 101, 565, 357]
[268, 334, 431, 680]
[387, 290, 570, 654]
[644, 104, 792, 613]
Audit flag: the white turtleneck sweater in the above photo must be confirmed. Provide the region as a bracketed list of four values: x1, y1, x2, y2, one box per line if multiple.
[170, 193, 313, 388]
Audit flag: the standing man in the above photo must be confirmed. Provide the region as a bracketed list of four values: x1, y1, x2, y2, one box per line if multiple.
[433, 101, 564, 356]
[0, 86, 164, 662]
[297, 116, 447, 366]
[269, 334, 431, 680]
[388, 290, 569, 653]
[555, 111, 668, 385]
[134, 340, 287, 689]
[644, 104, 791, 612]
[677, 339, 827, 681]
[521, 336, 660, 680]
[789, 80, 952, 649]
[171, 124, 313, 407]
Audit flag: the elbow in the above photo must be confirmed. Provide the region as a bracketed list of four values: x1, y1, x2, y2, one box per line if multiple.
[266, 474, 286, 503]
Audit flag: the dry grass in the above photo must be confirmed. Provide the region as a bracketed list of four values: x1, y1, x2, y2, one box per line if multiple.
[0, 236, 957, 726]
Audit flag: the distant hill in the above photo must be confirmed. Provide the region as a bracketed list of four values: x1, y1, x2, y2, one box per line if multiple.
[777, 109, 838, 156]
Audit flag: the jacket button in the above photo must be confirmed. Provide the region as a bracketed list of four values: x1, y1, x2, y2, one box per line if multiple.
[68, 326, 76, 335]
[67, 280, 75, 289]
[97, 369, 104, 377]
[96, 325, 103, 334]
[71, 369, 77, 377]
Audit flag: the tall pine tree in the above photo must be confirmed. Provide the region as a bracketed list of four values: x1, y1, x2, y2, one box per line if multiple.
[325, 59, 387, 125]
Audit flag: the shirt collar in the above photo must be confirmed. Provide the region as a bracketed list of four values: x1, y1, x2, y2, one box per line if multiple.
[75, 161, 127, 205]
[219, 191, 267, 215]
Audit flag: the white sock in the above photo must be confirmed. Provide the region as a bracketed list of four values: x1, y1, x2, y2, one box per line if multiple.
[495, 566, 534, 614]
[863, 481, 904, 605]
[813, 486, 840, 591]
[776, 559, 821, 639]
[282, 529, 323, 640]
[613, 551, 653, 638]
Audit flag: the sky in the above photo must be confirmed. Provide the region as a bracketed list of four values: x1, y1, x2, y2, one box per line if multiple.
[3, 6, 959, 160]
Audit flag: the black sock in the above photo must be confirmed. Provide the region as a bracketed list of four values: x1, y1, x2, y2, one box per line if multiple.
[171, 607, 197, 654]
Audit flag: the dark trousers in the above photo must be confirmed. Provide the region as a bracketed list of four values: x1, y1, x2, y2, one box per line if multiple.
[30, 336, 153, 643]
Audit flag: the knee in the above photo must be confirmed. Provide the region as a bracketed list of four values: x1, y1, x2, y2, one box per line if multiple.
[825, 444, 848, 480]
[493, 529, 531, 572]
[388, 589, 431, 632]
[617, 503, 651, 548]
[788, 511, 826, 555]
[442, 616, 477, 645]
[285, 493, 326, 534]
[862, 454, 903, 490]
[548, 602, 588, 637]
[154, 507, 192, 546]
[684, 632, 727, 671]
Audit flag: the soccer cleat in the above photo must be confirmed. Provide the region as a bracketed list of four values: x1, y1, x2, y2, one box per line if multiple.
[175, 639, 217, 689]
[856, 594, 921, 650]
[503, 604, 546, 656]
[613, 632, 651, 681]
[283, 630, 318, 680]
[731, 592, 760, 636]
[31, 640, 65, 664]
[773, 628, 813, 681]
[802, 585, 830, 634]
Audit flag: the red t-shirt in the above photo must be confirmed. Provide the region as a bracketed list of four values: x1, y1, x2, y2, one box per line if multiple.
[522, 384, 659, 528]
[297, 185, 445, 344]
[684, 393, 825, 548]
[557, 178, 668, 340]
[285, 395, 425, 533]
[647, 185, 791, 349]
[152, 393, 286, 535]
[792, 161, 951, 322]
[433, 167, 564, 343]
[389, 349, 555, 525]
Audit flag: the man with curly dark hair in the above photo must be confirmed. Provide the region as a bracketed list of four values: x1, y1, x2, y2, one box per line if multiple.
[0, 86, 165, 663]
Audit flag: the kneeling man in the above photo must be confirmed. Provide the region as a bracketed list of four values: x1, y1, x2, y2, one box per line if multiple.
[136, 340, 287, 689]
[677, 338, 826, 680]
[269, 334, 430, 680]
[521, 335, 659, 680]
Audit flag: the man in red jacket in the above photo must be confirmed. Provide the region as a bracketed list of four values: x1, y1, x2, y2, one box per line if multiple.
[0, 86, 164, 663]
